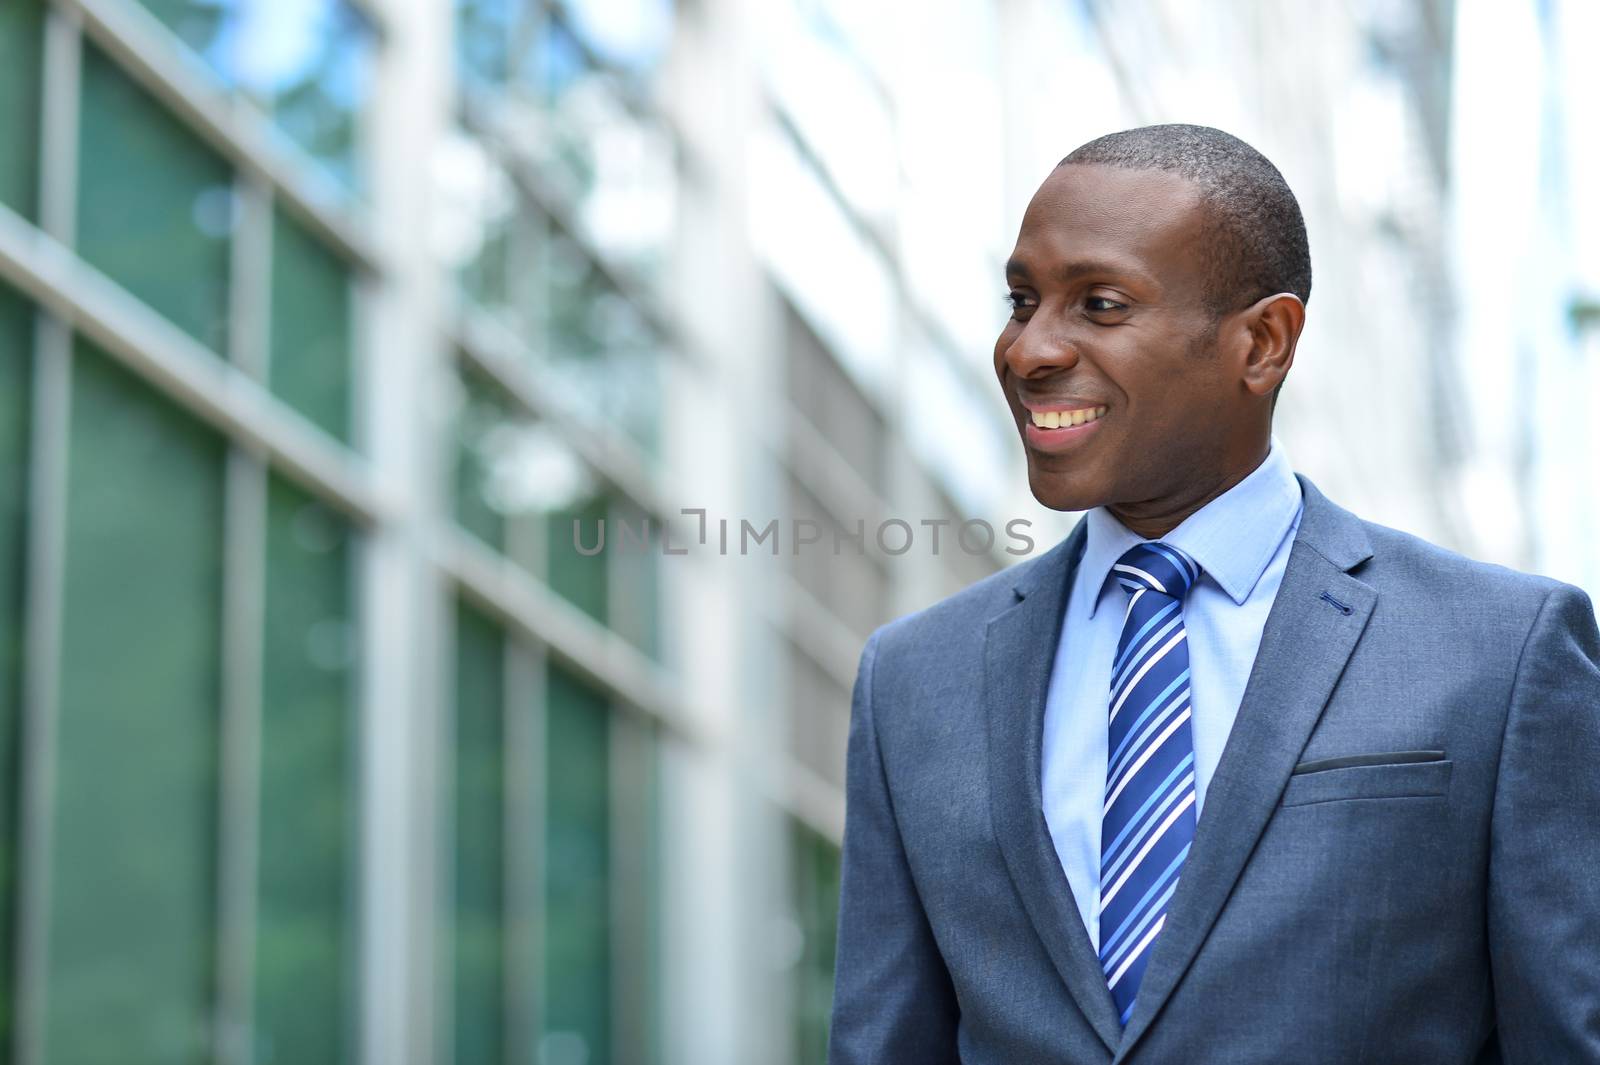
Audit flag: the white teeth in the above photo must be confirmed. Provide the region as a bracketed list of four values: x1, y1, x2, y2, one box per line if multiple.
[1030, 406, 1107, 429]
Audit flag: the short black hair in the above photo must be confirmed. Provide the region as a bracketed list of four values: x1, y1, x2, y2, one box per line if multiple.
[1059, 124, 1311, 318]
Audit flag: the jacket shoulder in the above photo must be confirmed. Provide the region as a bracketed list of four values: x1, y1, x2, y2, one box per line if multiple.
[871, 559, 1021, 657]
[1354, 518, 1575, 612]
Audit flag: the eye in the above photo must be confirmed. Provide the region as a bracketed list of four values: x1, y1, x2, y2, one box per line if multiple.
[1004, 291, 1036, 317]
[1086, 295, 1127, 313]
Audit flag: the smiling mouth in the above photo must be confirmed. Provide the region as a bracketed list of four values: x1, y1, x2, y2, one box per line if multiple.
[1028, 405, 1108, 429]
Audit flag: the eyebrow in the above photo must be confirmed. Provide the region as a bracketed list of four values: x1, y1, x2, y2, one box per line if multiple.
[1005, 257, 1155, 288]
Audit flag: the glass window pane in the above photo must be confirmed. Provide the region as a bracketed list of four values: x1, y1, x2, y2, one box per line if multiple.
[0, 0, 44, 221]
[0, 284, 32, 1052]
[542, 665, 610, 1065]
[48, 342, 224, 1064]
[608, 498, 660, 660]
[791, 822, 841, 1065]
[136, 0, 223, 51]
[453, 365, 596, 586]
[254, 475, 355, 1064]
[270, 209, 353, 444]
[546, 493, 608, 625]
[609, 714, 661, 1064]
[454, 602, 505, 1065]
[453, 371, 512, 554]
[785, 638, 850, 790]
[521, 27, 678, 279]
[136, 0, 374, 190]
[433, 130, 527, 329]
[252, 4, 372, 192]
[785, 305, 885, 495]
[456, 0, 514, 87]
[544, 236, 662, 450]
[77, 44, 233, 356]
[542, 237, 662, 461]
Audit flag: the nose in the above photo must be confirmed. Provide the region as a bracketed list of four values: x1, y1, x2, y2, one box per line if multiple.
[999, 314, 1081, 380]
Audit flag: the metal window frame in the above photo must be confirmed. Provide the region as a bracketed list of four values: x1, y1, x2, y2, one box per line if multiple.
[0, 7, 393, 1063]
[10, 8, 80, 1063]
[453, 307, 675, 524]
[0, 206, 386, 528]
[456, 88, 688, 356]
[212, 166, 273, 1065]
[58, 0, 385, 276]
[215, 443, 267, 1065]
[440, 527, 698, 746]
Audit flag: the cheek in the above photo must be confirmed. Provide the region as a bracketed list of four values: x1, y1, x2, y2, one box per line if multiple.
[992, 328, 1017, 374]
[1141, 366, 1230, 445]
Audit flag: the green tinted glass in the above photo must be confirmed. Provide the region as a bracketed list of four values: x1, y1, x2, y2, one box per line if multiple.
[453, 370, 511, 553]
[544, 237, 662, 460]
[546, 494, 607, 624]
[0, 0, 43, 221]
[135, 0, 373, 190]
[609, 713, 661, 1064]
[77, 45, 232, 355]
[523, 20, 677, 280]
[543, 665, 610, 1063]
[255, 476, 354, 1063]
[454, 602, 505, 1065]
[137, 0, 224, 52]
[792, 822, 841, 1064]
[608, 500, 659, 660]
[270, 209, 353, 444]
[0, 285, 32, 1052]
[457, 164, 516, 320]
[48, 343, 224, 1064]
[251, 6, 372, 191]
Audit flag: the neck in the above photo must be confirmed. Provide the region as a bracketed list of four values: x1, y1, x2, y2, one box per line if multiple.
[1107, 441, 1270, 540]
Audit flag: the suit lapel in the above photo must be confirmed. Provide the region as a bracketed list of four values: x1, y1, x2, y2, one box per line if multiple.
[985, 520, 1126, 1053]
[1112, 476, 1377, 1061]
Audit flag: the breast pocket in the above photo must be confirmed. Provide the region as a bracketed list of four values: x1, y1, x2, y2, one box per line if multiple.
[1279, 757, 1453, 808]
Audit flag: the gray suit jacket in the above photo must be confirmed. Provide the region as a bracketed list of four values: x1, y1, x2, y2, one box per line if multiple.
[829, 475, 1600, 1064]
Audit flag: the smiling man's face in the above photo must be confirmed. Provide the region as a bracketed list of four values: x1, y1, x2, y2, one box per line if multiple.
[995, 163, 1271, 525]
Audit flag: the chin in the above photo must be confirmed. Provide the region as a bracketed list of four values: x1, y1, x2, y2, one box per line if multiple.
[1026, 464, 1109, 513]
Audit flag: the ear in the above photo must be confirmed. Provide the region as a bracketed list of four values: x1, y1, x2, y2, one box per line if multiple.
[1236, 292, 1304, 399]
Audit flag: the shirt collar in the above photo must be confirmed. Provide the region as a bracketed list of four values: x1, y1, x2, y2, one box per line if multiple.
[1078, 437, 1303, 617]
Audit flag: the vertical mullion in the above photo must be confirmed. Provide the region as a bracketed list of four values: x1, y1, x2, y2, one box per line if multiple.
[37, 1, 78, 249]
[363, 0, 455, 1058]
[214, 172, 273, 1065]
[12, 320, 69, 1065]
[11, 7, 79, 1064]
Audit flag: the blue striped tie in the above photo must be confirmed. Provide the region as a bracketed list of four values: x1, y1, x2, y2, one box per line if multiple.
[1099, 541, 1200, 1027]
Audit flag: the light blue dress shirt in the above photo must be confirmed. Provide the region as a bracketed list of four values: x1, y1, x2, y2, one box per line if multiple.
[1041, 439, 1304, 952]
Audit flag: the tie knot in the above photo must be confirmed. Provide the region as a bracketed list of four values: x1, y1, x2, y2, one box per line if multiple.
[1113, 542, 1200, 600]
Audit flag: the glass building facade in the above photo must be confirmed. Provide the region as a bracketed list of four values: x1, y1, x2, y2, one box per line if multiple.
[0, 1, 1028, 1062]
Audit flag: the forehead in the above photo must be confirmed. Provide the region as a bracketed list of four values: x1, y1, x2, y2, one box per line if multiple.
[1008, 164, 1208, 286]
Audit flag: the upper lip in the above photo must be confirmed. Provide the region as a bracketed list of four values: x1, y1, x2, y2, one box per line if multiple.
[1018, 396, 1108, 414]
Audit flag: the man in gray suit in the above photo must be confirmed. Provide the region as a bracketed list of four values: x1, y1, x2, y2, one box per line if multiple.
[828, 124, 1600, 1064]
